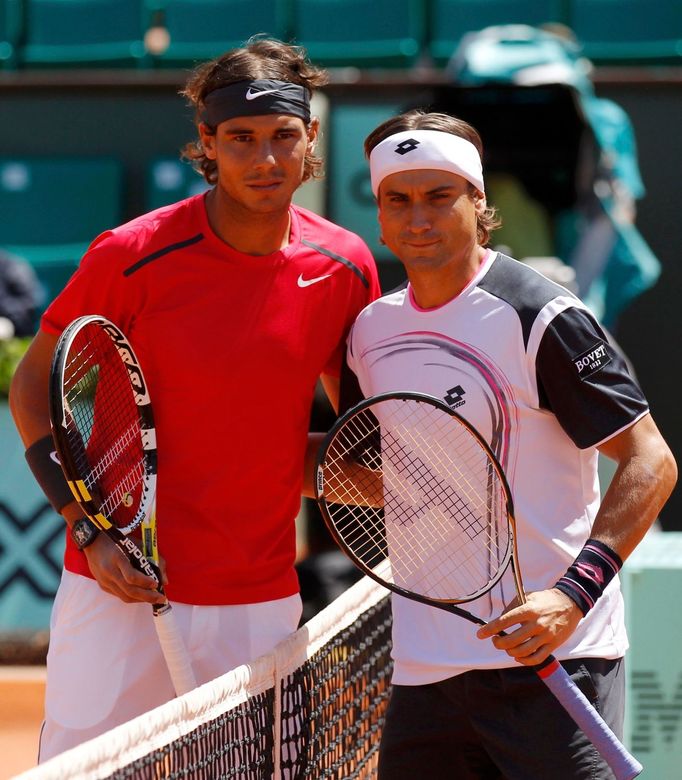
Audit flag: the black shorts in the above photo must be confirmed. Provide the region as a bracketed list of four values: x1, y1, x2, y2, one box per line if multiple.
[378, 657, 625, 780]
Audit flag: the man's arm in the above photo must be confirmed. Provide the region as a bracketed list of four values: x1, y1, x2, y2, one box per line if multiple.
[10, 328, 56, 445]
[477, 413, 677, 665]
[591, 413, 677, 559]
[10, 330, 164, 605]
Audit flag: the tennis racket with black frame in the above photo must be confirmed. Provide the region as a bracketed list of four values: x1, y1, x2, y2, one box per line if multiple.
[315, 391, 641, 780]
[49, 314, 197, 697]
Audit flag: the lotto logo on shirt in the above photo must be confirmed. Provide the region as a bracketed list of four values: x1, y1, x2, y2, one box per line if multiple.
[573, 341, 612, 379]
[444, 384, 466, 409]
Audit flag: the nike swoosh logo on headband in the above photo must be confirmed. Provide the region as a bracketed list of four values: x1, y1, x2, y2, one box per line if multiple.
[245, 87, 283, 100]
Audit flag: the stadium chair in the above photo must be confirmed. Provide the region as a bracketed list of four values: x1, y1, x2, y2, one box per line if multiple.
[568, 0, 682, 63]
[428, 0, 567, 65]
[146, 158, 210, 211]
[0, 157, 123, 310]
[0, 0, 22, 69]
[20, 0, 151, 68]
[290, 0, 427, 67]
[145, 0, 289, 67]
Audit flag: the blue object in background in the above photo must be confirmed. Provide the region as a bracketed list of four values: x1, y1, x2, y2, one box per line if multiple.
[0, 402, 64, 632]
[448, 24, 661, 327]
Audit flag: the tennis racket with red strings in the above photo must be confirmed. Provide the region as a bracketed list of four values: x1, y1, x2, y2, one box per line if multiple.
[49, 315, 197, 697]
[315, 392, 641, 780]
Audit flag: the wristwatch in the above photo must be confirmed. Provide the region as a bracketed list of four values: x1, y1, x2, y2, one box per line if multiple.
[70, 517, 100, 550]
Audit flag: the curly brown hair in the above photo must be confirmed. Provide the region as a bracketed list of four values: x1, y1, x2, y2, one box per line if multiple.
[180, 37, 328, 185]
[364, 110, 501, 246]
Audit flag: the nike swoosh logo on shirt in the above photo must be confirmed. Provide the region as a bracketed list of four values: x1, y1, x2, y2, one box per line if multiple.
[245, 87, 283, 100]
[297, 273, 332, 288]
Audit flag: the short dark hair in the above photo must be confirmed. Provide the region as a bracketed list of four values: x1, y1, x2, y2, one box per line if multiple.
[181, 37, 328, 184]
[364, 110, 501, 245]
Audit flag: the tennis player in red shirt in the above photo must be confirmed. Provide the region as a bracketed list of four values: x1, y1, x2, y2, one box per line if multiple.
[11, 37, 380, 761]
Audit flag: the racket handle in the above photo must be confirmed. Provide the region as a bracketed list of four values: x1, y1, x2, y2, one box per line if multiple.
[152, 605, 198, 696]
[536, 658, 642, 779]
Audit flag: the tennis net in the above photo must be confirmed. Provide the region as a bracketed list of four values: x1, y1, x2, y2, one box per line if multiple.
[16, 576, 393, 779]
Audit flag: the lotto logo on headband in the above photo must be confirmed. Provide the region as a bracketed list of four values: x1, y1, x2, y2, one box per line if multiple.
[395, 139, 420, 155]
[369, 129, 485, 196]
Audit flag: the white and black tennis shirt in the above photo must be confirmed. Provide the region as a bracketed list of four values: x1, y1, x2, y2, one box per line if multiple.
[346, 250, 649, 685]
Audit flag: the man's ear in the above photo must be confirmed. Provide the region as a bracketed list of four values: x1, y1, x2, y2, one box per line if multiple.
[307, 116, 320, 149]
[198, 123, 217, 159]
[474, 190, 487, 215]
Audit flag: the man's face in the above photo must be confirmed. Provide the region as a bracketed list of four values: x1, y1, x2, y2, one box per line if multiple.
[377, 169, 485, 273]
[200, 114, 317, 215]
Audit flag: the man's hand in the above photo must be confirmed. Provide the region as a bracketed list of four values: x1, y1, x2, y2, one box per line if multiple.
[83, 534, 168, 606]
[476, 589, 583, 666]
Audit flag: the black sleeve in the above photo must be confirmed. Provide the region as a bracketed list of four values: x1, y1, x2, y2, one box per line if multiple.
[536, 307, 649, 449]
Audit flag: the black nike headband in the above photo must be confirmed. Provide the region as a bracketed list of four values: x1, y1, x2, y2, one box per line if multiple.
[201, 79, 312, 126]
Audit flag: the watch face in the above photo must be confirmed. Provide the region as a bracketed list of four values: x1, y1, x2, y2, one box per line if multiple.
[72, 520, 95, 548]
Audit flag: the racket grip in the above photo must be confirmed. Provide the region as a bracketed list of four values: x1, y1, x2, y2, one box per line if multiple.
[536, 658, 642, 779]
[152, 606, 197, 697]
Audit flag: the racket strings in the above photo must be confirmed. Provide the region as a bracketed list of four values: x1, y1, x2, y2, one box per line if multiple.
[384, 420, 500, 593]
[92, 426, 146, 517]
[381, 420, 505, 599]
[87, 418, 140, 474]
[321, 398, 511, 602]
[61, 325, 150, 532]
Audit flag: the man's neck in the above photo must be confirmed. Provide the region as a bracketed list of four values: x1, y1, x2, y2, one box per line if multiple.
[204, 189, 292, 255]
[408, 246, 487, 309]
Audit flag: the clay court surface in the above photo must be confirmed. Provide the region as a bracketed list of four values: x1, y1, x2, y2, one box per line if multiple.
[0, 667, 44, 778]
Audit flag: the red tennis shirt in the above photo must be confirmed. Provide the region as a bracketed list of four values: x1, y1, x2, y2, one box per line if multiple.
[42, 194, 380, 605]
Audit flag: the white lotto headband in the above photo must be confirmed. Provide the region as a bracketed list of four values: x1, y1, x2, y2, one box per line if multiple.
[369, 129, 485, 196]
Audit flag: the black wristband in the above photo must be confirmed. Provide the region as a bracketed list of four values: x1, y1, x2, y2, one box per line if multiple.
[554, 538, 623, 616]
[25, 434, 75, 512]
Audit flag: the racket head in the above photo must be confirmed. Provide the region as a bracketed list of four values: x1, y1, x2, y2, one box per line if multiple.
[315, 392, 516, 607]
[49, 315, 157, 534]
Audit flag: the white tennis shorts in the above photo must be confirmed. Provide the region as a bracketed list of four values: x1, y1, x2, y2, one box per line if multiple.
[39, 569, 302, 762]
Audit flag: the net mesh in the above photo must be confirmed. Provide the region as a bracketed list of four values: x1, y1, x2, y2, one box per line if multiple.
[279, 593, 392, 777]
[16, 577, 392, 780]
